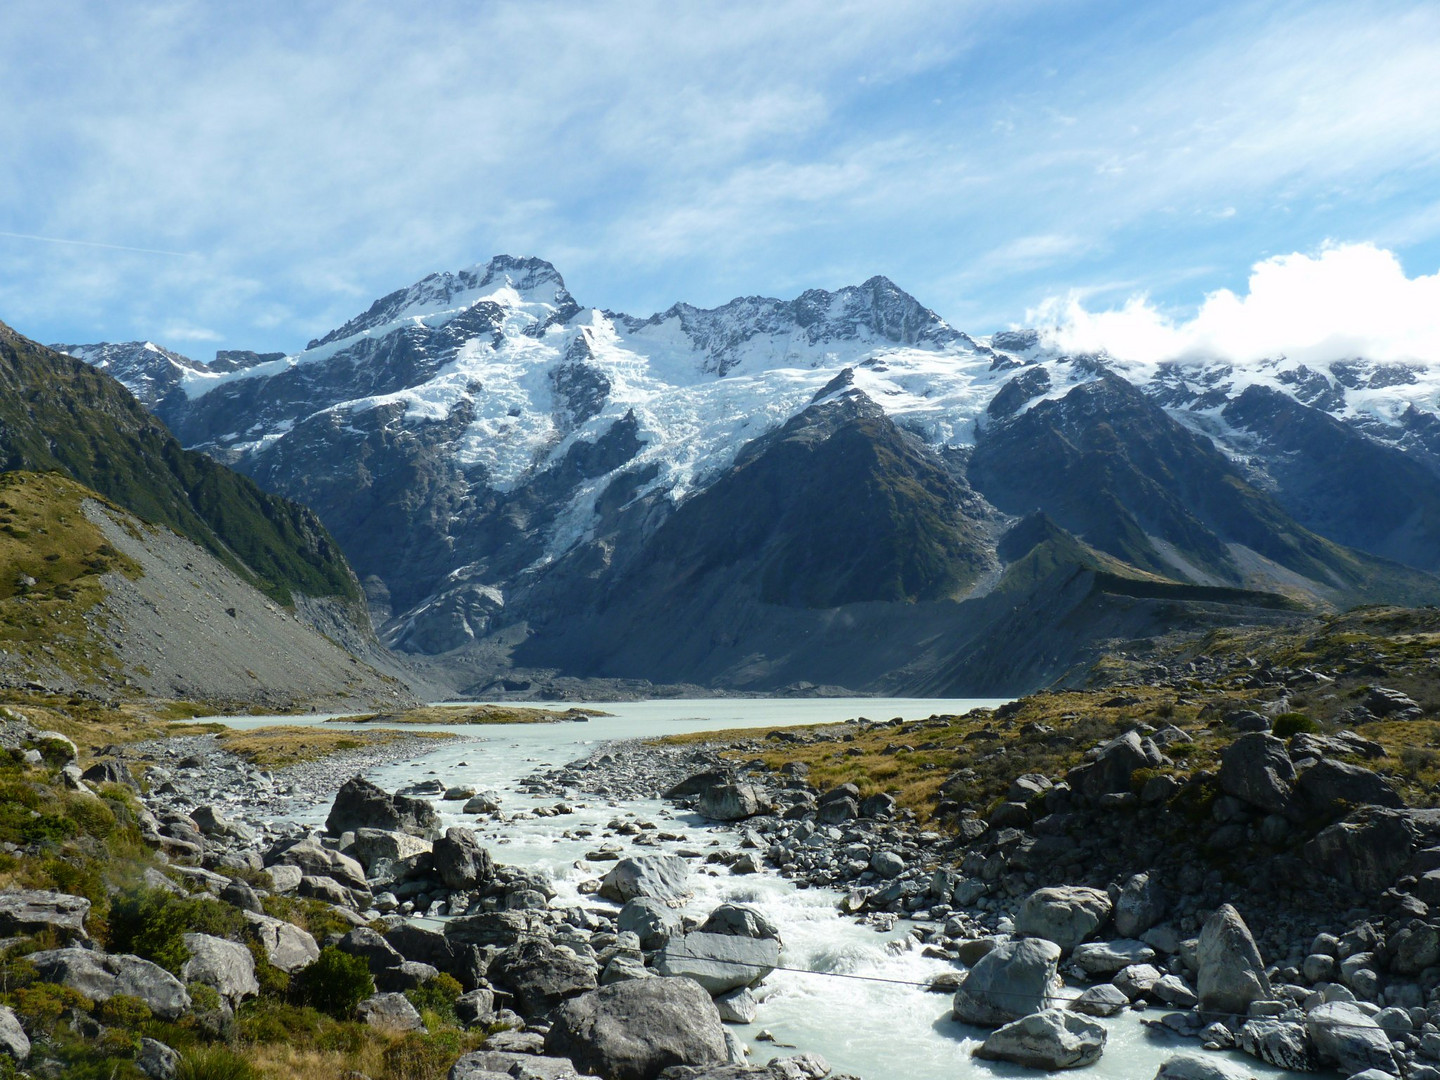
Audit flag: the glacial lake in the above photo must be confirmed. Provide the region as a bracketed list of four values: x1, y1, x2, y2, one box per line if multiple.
[213, 698, 1287, 1080]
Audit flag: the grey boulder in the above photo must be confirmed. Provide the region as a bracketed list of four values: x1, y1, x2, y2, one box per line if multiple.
[1016, 886, 1112, 952]
[244, 911, 321, 972]
[1114, 872, 1167, 937]
[1306, 1000, 1397, 1075]
[601, 855, 693, 906]
[29, 948, 190, 1020]
[973, 1008, 1107, 1070]
[490, 938, 599, 1016]
[656, 932, 780, 995]
[326, 775, 440, 839]
[1152, 1054, 1259, 1079]
[1218, 734, 1296, 817]
[0, 1005, 29, 1062]
[0, 889, 90, 940]
[698, 904, 780, 942]
[619, 897, 684, 950]
[433, 826, 496, 890]
[358, 991, 425, 1031]
[138, 1037, 179, 1080]
[1196, 904, 1270, 1016]
[697, 783, 763, 822]
[181, 933, 259, 1004]
[953, 937, 1063, 1027]
[545, 976, 728, 1080]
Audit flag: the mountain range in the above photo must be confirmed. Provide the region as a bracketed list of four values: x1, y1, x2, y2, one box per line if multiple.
[47, 255, 1440, 695]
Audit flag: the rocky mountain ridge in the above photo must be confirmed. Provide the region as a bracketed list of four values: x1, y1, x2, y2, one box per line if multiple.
[53, 258, 1440, 695]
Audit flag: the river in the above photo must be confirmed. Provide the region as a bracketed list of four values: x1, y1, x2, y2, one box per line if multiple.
[220, 698, 1288, 1080]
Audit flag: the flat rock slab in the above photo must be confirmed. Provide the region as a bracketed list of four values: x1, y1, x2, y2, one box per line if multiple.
[0, 890, 90, 940]
[656, 932, 780, 995]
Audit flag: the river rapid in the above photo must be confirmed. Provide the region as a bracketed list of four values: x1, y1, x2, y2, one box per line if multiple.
[220, 698, 1288, 1080]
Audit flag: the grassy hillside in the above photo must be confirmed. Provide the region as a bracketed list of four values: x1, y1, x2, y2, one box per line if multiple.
[0, 322, 359, 607]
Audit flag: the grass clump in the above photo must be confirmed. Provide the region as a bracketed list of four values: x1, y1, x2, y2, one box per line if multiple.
[176, 1045, 260, 1080]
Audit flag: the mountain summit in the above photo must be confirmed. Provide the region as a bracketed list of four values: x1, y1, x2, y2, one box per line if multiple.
[57, 258, 1440, 694]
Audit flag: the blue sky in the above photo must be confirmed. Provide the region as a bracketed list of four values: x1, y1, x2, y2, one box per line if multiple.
[2, 0, 1438, 360]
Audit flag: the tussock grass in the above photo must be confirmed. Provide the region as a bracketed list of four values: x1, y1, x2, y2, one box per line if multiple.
[216, 725, 455, 767]
[338, 703, 607, 726]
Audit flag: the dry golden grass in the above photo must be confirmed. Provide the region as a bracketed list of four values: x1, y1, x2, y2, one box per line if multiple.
[216, 725, 456, 767]
[337, 703, 607, 726]
[246, 1042, 389, 1080]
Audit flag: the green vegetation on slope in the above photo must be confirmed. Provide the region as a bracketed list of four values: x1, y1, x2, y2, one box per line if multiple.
[0, 322, 359, 607]
[0, 471, 140, 678]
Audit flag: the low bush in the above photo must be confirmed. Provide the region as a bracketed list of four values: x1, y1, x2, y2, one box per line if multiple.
[106, 887, 247, 974]
[1272, 712, 1318, 738]
[291, 947, 373, 1019]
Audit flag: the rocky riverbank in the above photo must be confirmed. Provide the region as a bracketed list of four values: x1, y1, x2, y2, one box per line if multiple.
[502, 681, 1440, 1079]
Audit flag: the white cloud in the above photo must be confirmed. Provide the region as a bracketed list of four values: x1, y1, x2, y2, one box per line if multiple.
[1032, 243, 1440, 365]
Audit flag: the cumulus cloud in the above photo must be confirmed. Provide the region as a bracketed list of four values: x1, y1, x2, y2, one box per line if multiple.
[1032, 243, 1440, 366]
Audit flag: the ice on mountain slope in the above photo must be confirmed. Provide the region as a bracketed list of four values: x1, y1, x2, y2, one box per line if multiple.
[65, 255, 1440, 585]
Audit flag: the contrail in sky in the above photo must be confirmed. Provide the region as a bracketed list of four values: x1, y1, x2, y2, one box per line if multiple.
[0, 230, 195, 258]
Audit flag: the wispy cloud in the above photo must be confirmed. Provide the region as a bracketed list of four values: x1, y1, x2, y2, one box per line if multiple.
[0, 0, 1437, 350]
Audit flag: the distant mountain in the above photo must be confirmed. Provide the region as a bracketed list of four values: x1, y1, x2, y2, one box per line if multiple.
[62, 257, 1440, 695]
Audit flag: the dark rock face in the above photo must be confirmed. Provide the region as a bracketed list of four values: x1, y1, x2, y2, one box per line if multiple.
[490, 938, 598, 1017]
[325, 776, 440, 839]
[1218, 734, 1297, 818]
[544, 977, 728, 1080]
[431, 826, 496, 890]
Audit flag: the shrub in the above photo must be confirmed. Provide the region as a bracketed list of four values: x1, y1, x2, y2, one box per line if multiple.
[405, 973, 462, 1025]
[290, 947, 373, 1019]
[107, 887, 247, 974]
[97, 993, 152, 1028]
[11, 981, 92, 1027]
[1272, 713, 1318, 738]
[176, 1046, 259, 1080]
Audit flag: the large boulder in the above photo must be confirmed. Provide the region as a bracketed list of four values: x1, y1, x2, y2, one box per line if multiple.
[1016, 886, 1112, 952]
[697, 904, 780, 942]
[0, 1005, 29, 1062]
[358, 992, 425, 1032]
[181, 933, 259, 1005]
[1070, 732, 1164, 799]
[1196, 905, 1271, 1016]
[1306, 807, 1419, 892]
[619, 898, 684, 950]
[450, 1050, 603, 1079]
[1071, 940, 1155, 977]
[338, 927, 405, 971]
[952, 937, 1063, 1027]
[1218, 734, 1296, 818]
[1295, 759, 1403, 819]
[432, 827, 496, 890]
[0, 889, 90, 940]
[326, 776, 440, 839]
[696, 784, 763, 822]
[545, 977, 728, 1080]
[29, 948, 190, 1020]
[973, 1008, 1106, 1070]
[664, 770, 733, 800]
[1306, 1000, 1397, 1075]
[346, 828, 433, 872]
[656, 933, 780, 995]
[1152, 1055, 1260, 1080]
[244, 911, 321, 973]
[1235, 1019, 1316, 1071]
[266, 837, 367, 890]
[1114, 872, 1167, 938]
[490, 938, 599, 1016]
[600, 856, 693, 906]
[388, 923, 485, 988]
